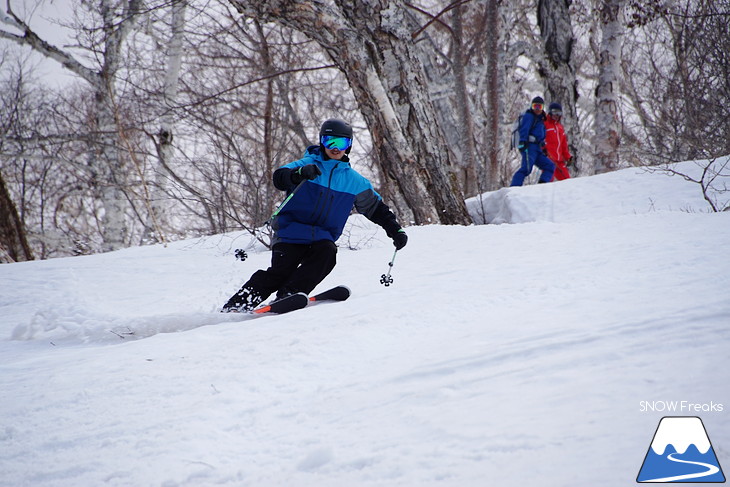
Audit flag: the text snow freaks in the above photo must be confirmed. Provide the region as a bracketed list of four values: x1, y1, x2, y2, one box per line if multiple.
[639, 401, 724, 413]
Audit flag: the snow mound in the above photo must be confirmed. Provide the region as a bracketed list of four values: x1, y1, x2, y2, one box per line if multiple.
[467, 159, 729, 224]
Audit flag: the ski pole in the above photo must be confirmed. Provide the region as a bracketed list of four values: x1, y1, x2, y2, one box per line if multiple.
[380, 249, 398, 286]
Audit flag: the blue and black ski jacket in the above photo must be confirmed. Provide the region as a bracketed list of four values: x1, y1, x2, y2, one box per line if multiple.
[271, 146, 401, 245]
[519, 109, 547, 146]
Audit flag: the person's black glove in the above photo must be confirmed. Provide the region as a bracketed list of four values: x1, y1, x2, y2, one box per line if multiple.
[518, 141, 527, 152]
[392, 229, 408, 250]
[297, 164, 321, 180]
[291, 164, 321, 184]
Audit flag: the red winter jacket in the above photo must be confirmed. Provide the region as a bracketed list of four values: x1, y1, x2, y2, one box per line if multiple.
[544, 116, 572, 164]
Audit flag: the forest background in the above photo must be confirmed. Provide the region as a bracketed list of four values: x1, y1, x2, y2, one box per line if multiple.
[1, 0, 728, 261]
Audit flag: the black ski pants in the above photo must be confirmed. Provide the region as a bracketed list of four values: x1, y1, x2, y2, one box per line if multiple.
[243, 240, 337, 300]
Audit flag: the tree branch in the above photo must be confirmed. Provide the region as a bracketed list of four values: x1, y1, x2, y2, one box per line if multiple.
[0, 6, 99, 86]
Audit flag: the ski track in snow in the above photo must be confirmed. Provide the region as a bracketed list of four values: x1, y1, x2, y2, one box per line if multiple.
[1, 160, 729, 487]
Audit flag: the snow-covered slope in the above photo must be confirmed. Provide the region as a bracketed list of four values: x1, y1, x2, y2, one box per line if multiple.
[466, 160, 723, 224]
[1, 161, 729, 487]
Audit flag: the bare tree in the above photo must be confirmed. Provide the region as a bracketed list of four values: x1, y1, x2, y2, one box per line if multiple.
[537, 0, 580, 169]
[621, 0, 730, 164]
[0, 53, 86, 258]
[449, 3, 479, 196]
[0, 169, 33, 262]
[402, 1, 501, 195]
[593, 0, 624, 174]
[647, 157, 730, 213]
[140, 0, 188, 245]
[482, 0, 501, 190]
[1, 0, 145, 251]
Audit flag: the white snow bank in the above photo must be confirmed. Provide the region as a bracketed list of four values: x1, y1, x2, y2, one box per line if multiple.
[467, 158, 730, 224]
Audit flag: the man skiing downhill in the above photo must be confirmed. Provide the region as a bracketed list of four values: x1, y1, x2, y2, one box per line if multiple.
[221, 119, 408, 313]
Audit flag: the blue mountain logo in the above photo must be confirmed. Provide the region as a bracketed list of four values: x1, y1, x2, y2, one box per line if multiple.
[637, 416, 725, 483]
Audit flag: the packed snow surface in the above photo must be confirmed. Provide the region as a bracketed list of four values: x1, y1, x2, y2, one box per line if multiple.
[1, 160, 729, 486]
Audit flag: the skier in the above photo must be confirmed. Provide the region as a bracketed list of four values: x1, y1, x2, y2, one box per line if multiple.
[221, 118, 408, 312]
[510, 96, 556, 186]
[544, 102, 573, 181]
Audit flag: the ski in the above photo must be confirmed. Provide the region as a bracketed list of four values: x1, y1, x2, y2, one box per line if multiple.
[253, 292, 308, 314]
[310, 285, 351, 303]
[250, 286, 349, 315]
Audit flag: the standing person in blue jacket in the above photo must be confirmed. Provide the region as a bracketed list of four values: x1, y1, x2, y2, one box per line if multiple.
[222, 118, 408, 312]
[510, 96, 556, 186]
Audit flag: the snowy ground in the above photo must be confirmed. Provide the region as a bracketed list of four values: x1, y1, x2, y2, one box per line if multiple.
[1, 160, 729, 487]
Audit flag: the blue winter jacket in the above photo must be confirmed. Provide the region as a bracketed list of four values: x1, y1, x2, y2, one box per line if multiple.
[519, 109, 547, 146]
[271, 146, 388, 245]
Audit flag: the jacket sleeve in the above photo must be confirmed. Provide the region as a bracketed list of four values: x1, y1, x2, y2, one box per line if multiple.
[366, 200, 403, 238]
[273, 167, 296, 191]
[561, 128, 572, 160]
[273, 166, 314, 190]
[519, 111, 533, 143]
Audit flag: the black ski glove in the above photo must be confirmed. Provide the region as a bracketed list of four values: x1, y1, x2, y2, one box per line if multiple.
[392, 229, 408, 250]
[291, 164, 322, 184]
[518, 141, 527, 152]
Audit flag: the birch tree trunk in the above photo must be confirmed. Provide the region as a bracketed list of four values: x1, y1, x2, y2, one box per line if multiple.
[1, 0, 142, 251]
[593, 0, 623, 174]
[229, 0, 471, 225]
[537, 0, 580, 169]
[144, 0, 188, 244]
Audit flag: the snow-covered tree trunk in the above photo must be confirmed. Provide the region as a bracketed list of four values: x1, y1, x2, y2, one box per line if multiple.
[144, 0, 188, 244]
[229, 0, 471, 225]
[537, 0, 580, 170]
[593, 0, 623, 174]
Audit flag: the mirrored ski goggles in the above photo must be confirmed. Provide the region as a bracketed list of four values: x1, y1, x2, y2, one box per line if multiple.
[532, 103, 544, 111]
[321, 135, 352, 151]
[550, 109, 563, 116]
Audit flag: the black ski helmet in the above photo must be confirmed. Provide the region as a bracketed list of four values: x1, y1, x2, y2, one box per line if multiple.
[549, 102, 562, 112]
[320, 119, 353, 139]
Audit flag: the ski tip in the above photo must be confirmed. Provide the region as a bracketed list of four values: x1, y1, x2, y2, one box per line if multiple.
[310, 285, 351, 302]
[253, 305, 272, 314]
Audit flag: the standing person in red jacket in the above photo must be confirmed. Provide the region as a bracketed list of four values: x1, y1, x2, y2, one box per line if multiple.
[544, 102, 573, 181]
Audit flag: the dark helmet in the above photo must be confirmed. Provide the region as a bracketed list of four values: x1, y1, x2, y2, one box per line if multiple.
[548, 102, 563, 112]
[531, 96, 545, 105]
[319, 119, 353, 139]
